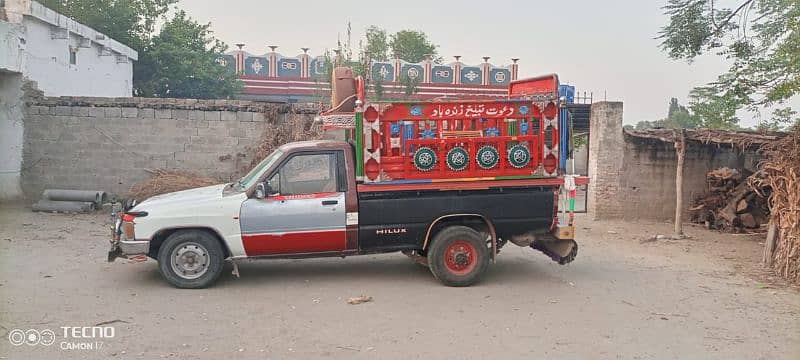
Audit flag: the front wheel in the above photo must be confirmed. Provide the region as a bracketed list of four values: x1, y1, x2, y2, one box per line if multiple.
[428, 226, 489, 287]
[157, 230, 225, 289]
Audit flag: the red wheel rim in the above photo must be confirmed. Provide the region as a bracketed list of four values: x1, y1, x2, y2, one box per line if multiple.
[443, 240, 477, 276]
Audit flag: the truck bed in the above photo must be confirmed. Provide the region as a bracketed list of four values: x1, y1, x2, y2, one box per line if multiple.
[356, 184, 556, 252]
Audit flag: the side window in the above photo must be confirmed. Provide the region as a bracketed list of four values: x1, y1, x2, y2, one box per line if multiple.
[277, 153, 337, 195]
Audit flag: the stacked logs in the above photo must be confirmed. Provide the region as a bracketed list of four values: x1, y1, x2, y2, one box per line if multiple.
[689, 167, 770, 232]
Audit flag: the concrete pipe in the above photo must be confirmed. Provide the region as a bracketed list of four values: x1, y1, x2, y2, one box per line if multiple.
[42, 189, 107, 206]
[32, 200, 96, 213]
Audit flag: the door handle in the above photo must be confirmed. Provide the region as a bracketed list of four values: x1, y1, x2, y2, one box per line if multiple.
[321, 200, 338, 206]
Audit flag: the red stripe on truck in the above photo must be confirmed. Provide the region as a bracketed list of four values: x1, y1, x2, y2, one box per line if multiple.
[242, 229, 347, 256]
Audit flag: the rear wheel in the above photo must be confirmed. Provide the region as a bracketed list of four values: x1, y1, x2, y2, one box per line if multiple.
[428, 226, 489, 287]
[157, 230, 225, 289]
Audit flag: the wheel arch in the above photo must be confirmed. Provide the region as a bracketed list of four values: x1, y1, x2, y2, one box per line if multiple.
[148, 226, 232, 259]
[423, 214, 498, 260]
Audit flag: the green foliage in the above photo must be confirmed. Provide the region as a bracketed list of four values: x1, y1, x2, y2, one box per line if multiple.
[572, 134, 588, 149]
[658, 0, 800, 129]
[364, 26, 389, 62]
[398, 74, 421, 97]
[688, 87, 740, 129]
[136, 11, 241, 99]
[635, 98, 703, 129]
[389, 30, 438, 63]
[757, 107, 800, 130]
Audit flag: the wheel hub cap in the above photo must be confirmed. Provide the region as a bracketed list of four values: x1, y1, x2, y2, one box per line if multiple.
[443, 240, 477, 276]
[170, 243, 209, 280]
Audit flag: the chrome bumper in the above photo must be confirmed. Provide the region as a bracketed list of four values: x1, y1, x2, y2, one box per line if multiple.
[119, 239, 150, 255]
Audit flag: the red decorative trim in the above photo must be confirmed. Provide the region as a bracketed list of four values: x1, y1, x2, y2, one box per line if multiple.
[357, 177, 589, 193]
[242, 229, 346, 256]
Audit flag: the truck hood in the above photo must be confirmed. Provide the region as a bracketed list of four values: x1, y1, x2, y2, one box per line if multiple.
[133, 183, 228, 211]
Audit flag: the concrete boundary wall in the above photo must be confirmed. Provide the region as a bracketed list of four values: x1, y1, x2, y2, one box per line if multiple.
[587, 101, 759, 221]
[21, 97, 319, 198]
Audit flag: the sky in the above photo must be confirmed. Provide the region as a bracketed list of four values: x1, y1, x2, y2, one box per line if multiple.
[178, 0, 790, 127]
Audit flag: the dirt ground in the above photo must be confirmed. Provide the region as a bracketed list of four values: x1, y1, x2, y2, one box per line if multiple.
[0, 203, 798, 360]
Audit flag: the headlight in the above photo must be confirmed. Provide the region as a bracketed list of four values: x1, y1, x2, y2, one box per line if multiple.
[121, 213, 136, 240]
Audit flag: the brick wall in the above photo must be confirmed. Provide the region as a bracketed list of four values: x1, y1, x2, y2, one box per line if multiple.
[587, 101, 759, 221]
[587, 102, 625, 219]
[21, 97, 319, 198]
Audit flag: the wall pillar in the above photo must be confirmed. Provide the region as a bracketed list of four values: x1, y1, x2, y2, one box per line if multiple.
[587, 101, 624, 220]
[0, 73, 25, 201]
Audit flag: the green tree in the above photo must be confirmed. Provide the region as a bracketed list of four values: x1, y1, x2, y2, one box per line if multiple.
[635, 98, 702, 129]
[364, 25, 389, 62]
[137, 11, 241, 99]
[658, 0, 799, 129]
[389, 30, 438, 63]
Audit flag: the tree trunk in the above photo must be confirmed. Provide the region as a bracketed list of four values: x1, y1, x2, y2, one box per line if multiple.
[674, 129, 686, 237]
[763, 220, 778, 265]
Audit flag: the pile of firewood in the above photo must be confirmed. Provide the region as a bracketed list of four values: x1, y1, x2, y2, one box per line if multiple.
[689, 167, 770, 232]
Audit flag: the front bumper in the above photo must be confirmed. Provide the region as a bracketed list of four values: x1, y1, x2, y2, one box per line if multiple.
[108, 215, 150, 262]
[120, 239, 150, 255]
[108, 239, 150, 262]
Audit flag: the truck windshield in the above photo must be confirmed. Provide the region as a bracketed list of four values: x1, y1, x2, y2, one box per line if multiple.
[236, 150, 284, 191]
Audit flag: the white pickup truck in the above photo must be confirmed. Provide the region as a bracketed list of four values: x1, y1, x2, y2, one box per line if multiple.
[110, 140, 582, 289]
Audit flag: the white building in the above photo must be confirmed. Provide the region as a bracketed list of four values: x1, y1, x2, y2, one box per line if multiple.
[1, 0, 138, 200]
[1, 0, 138, 96]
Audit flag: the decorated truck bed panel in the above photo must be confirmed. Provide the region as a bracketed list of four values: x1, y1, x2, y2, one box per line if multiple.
[333, 74, 562, 184]
[357, 99, 560, 183]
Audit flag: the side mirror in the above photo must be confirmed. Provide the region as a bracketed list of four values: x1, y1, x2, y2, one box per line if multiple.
[255, 183, 266, 199]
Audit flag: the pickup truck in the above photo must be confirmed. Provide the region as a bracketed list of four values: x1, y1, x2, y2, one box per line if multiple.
[109, 140, 581, 288]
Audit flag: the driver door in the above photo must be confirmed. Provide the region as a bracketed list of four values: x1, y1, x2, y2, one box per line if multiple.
[240, 151, 346, 256]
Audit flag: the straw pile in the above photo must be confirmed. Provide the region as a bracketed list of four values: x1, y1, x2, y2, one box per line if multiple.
[238, 116, 322, 175]
[625, 128, 783, 150]
[129, 169, 221, 201]
[749, 126, 800, 284]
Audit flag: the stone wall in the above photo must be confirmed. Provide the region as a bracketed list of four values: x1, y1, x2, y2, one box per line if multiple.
[616, 136, 758, 221]
[21, 97, 319, 198]
[587, 101, 759, 221]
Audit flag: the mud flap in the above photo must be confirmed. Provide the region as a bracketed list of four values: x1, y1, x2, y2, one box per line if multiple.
[532, 239, 578, 265]
[107, 245, 123, 262]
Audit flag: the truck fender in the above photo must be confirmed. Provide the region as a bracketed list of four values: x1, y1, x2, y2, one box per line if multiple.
[423, 214, 498, 261]
[149, 226, 232, 259]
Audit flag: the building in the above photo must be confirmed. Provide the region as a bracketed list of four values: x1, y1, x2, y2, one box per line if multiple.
[1, 0, 138, 96]
[221, 46, 520, 103]
[1, 0, 138, 200]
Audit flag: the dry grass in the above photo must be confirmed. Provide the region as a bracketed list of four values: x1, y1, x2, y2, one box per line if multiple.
[128, 169, 222, 201]
[750, 125, 800, 285]
[127, 115, 323, 201]
[238, 116, 323, 176]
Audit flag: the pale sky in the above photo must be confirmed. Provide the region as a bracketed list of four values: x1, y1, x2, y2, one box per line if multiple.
[179, 0, 791, 127]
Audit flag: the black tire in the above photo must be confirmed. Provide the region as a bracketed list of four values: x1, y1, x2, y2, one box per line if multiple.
[428, 225, 490, 287]
[157, 230, 225, 289]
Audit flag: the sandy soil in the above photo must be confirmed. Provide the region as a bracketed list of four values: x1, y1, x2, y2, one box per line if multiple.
[0, 203, 798, 360]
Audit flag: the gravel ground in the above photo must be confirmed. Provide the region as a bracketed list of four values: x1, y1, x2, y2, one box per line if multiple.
[0, 203, 798, 360]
